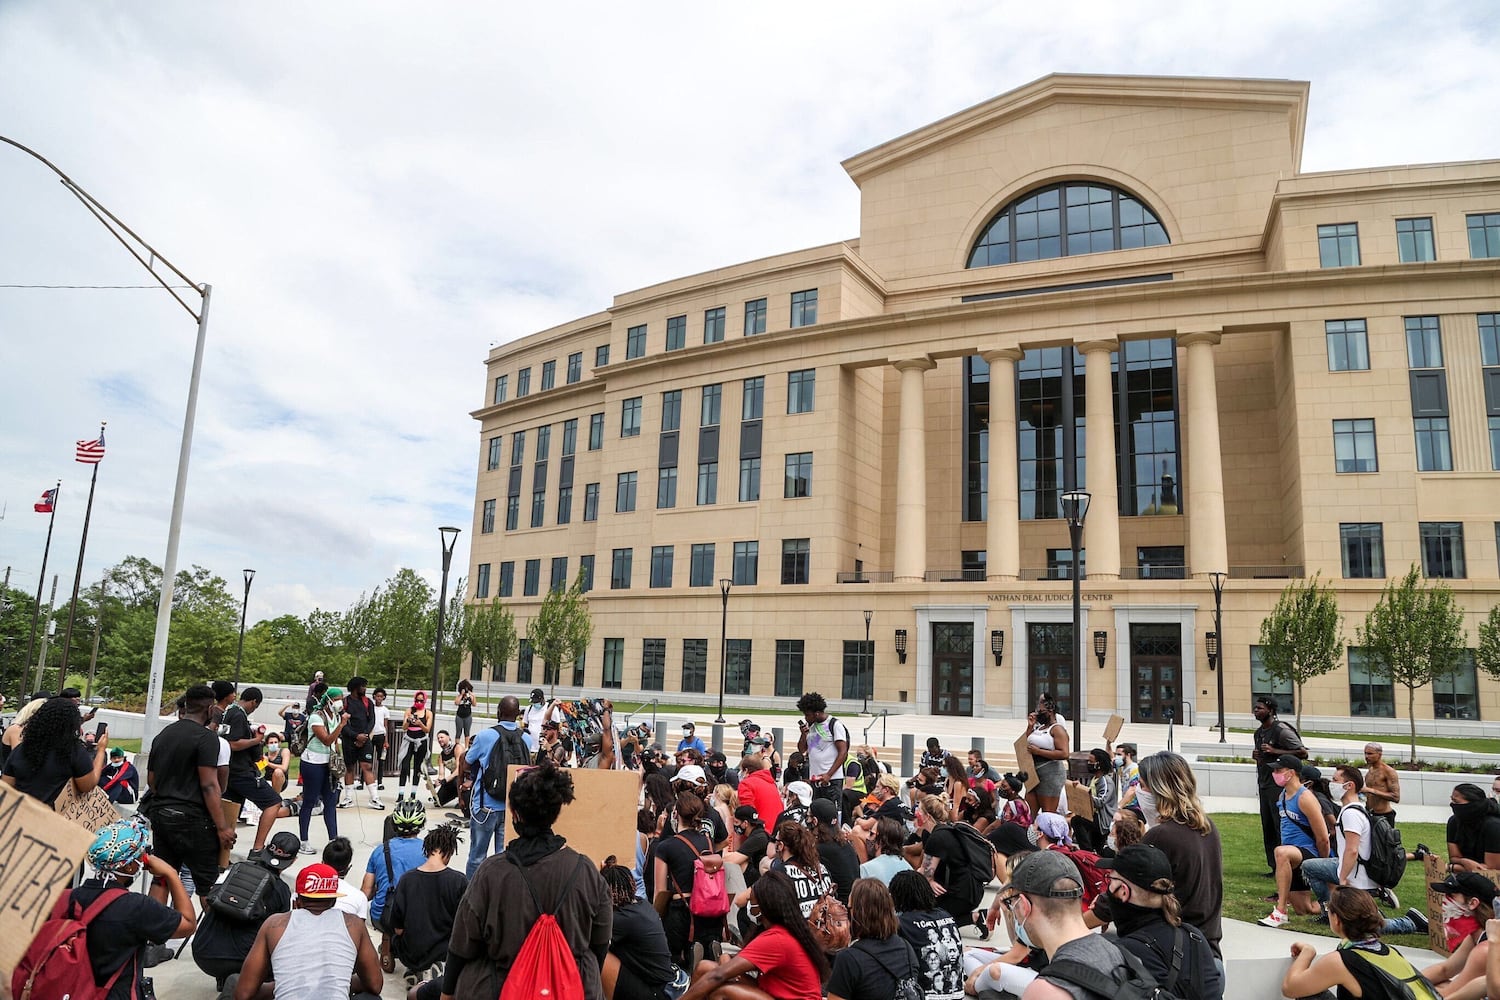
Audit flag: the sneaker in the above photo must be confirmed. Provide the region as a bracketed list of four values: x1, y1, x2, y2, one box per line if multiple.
[370, 798, 385, 810]
[1259, 907, 1289, 929]
[339, 792, 354, 809]
[310, 802, 323, 816]
[218, 973, 240, 1000]
[356, 781, 365, 790]
[1376, 886, 1400, 910]
[1406, 907, 1430, 933]
[404, 969, 421, 988]
[143, 943, 176, 967]
[1313, 912, 1330, 925]
[377, 782, 386, 790]
[299, 840, 317, 856]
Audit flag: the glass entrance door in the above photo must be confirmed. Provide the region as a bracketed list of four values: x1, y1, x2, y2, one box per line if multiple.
[1130, 623, 1182, 723]
[1026, 622, 1074, 721]
[931, 622, 974, 716]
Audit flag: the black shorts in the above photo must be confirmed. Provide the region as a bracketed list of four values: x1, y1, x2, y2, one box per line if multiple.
[614, 961, 667, 1000]
[224, 773, 281, 809]
[149, 804, 221, 895]
[342, 736, 374, 765]
[1289, 847, 1319, 892]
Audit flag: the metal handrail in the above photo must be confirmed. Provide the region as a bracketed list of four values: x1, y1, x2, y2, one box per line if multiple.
[862, 709, 889, 746]
[622, 698, 660, 742]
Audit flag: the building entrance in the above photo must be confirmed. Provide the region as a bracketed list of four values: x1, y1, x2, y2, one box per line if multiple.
[930, 622, 974, 716]
[1130, 623, 1182, 723]
[1026, 622, 1075, 721]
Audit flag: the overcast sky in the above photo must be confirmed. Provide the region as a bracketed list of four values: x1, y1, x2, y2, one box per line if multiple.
[1, 2, 1496, 625]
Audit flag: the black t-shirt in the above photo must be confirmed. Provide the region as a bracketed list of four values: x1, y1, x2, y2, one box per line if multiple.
[1447, 812, 1500, 862]
[897, 909, 965, 1000]
[455, 692, 473, 719]
[874, 797, 911, 823]
[1140, 817, 1224, 957]
[827, 934, 917, 1000]
[2, 741, 93, 805]
[656, 830, 711, 897]
[817, 840, 861, 904]
[610, 899, 675, 985]
[706, 767, 739, 789]
[146, 718, 221, 813]
[739, 827, 771, 887]
[344, 693, 375, 739]
[389, 866, 469, 968]
[224, 704, 261, 779]
[70, 882, 182, 1000]
[921, 827, 967, 890]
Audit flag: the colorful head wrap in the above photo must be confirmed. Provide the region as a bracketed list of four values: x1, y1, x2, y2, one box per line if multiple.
[88, 818, 148, 877]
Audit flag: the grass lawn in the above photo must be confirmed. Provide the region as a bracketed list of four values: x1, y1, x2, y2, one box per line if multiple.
[1229, 728, 1500, 755]
[1216, 811, 1440, 950]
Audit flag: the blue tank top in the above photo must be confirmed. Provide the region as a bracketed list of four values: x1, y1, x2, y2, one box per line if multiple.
[1279, 787, 1316, 851]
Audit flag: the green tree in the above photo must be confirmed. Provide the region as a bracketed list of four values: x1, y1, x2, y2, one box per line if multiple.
[369, 569, 434, 693]
[1257, 573, 1345, 731]
[1477, 606, 1500, 682]
[528, 570, 594, 699]
[341, 590, 380, 671]
[467, 598, 517, 696]
[1357, 565, 1467, 762]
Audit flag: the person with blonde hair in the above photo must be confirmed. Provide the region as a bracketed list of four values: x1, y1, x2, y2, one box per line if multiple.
[916, 794, 991, 936]
[1131, 751, 1223, 958]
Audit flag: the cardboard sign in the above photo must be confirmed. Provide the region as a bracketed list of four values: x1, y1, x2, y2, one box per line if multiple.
[1065, 782, 1094, 821]
[1103, 715, 1124, 743]
[1012, 735, 1039, 791]
[510, 765, 639, 866]
[55, 781, 123, 832]
[1425, 854, 1500, 955]
[0, 780, 97, 976]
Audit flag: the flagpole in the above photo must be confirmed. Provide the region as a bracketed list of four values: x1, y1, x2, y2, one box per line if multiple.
[23, 480, 60, 689]
[60, 423, 105, 674]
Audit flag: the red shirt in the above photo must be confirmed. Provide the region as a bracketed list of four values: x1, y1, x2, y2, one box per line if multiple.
[738, 769, 783, 831]
[739, 924, 822, 1000]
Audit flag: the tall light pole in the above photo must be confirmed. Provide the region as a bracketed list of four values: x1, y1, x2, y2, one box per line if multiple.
[1208, 571, 1228, 743]
[1060, 490, 1091, 751]
[716, 579, 731, 724]
[862, 610, 873, 714]
[232, 569, 256, 687]
[431, 527, 461, 711]
[0, 136, 214, 765]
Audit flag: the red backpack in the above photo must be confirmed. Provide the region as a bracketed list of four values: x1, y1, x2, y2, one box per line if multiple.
[1049, 845, 1109, 907]
[12, 888, 131, 1000]
[499, 855, 590, 1000]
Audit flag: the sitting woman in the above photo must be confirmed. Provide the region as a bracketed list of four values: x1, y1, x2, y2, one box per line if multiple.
[765, 821, 832, 919]
[958, 784, 999, 835]
[1282, 886, 1434, 1000]
[1104, 807, 1145, 858]
[889, 870, 966, 1000]
[680, 869, 828, 1000]
[996, 773, 1032, 828]
[388, 824, 468, 986]
[601, 858, 675, 1000]
[1447, 783, 1500, 872]
[828, 879, 922, 1000]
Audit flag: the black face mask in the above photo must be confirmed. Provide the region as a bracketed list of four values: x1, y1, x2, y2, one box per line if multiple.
[1036, 713, 1052, 726]
[1453, 800, 1488, 818]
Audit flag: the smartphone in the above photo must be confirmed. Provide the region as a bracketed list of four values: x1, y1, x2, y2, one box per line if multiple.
[94, 721, 108, 739]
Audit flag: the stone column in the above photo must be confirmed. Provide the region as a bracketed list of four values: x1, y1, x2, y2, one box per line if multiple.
[1181, 330, 1228, 577]
[893, 357, 936, 583]
[1080, 340, 1120, 580]
[981, 348, 1024, 581]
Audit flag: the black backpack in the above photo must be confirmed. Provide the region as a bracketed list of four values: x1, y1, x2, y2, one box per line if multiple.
[1044, 938, 1183, 1000]
[852, 938, 923, 1000]
[206, 859, 278, 923]
[940, 822, 997, 890]
[482, 725, 532, 802]
[1341, 803, 1408, 889]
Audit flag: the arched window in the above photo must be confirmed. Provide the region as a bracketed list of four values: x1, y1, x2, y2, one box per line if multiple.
[967, 182, 1168, 268]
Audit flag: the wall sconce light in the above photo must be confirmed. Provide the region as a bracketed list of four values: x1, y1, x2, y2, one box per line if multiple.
[894, 629, 908, 664]
[990, 630, 1005, 667]
[1205, 630, 1219, 672]
[1092, 630, 1108, 669]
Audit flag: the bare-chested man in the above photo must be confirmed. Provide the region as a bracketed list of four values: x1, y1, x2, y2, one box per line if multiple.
[1363, 743, 1401, 826]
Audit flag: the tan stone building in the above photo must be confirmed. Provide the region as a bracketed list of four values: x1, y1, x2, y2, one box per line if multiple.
[468, 74, 1500, 734]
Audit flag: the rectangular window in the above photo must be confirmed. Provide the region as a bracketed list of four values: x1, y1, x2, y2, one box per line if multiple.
[505, 495, 520, 531]
[530, 490, 546, 528]
[666, 315, 686, 352]
[610, 548, 633, 590]
[602, 638, 623, 689]
[682, 639, 707, 693]
[481, 498, 496, 533]
[621, 397, 642, 437]
[787, 369, 816, 414]
[1405, 315, 1443, 368]
[583, 483, 599, 522]
[571, 651, 585, 688]
[498, 561, 515, 598]
[841, 639, 875, 701]
[781, 538, 810, 584]
[1340, 523, 1385, 579]
[541, 360, 556, 390]
[523, 558, 541, 597]
[656, 466, 678, 509]
[738, 457, 760, 502]
[1482, 314, 1500, 366]
[596, 344, 610, 368]
[742, 376, 764, 420]
[550, 556, 568, 593]
[1325, 319, 1370, 372]
[516, 639, 533, 684]
[1317, 223, 1360, 268]
[616, 471, 638, 513]
[704, 307, 726, 344]
[588, 412, 604, 450]
[1468, 212, 1500, 258]
[689, 543, 715, 586]
[650, 545, 674, 588]
[790, 289, 818, 328]
[562, 418, 578, 456]
[1046, 548, 1085, 580]
[784, 452, 812, 498]
[733, 541, 759, 586]
[744, 297, 767, 336]
[725, 639, 752, 695]
[775, 640, 805, 697]
[641, 639, 665, 691]
[1249, 646, 1295, 716]
[511, 430, 526, 465]
[536, 425, 551, 461]
[493, 374, 508, 404]
[697, 461, 718, 505]
[1420, 522, 1466, 578]
[1434, 651, 1481, 721]
[1415, 417, 1453, 472]
[1332, 418, 1378, 473]
[1348, 647, 1395, 717]
[657, 390, 682, 433]
[567, 352, 583, 384]
[487, 436, 503, 471]
[1396, 217, 1436, 263]
[475, 563, 491, 599]
[1136, 546, 1186, 579]
[700, 384, 722, 426]
[578, 554, 595, 593]
[517, 367, 532, 397]
[556, 485, 573, 524]
[626, 324, 647, 359]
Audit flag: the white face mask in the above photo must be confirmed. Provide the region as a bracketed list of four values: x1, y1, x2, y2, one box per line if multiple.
[1137, 789, 1159, 826]
[1106, 834, 1117, 852]
[1441, 897, 1470, 922]
[1332, 781, 1351, 799]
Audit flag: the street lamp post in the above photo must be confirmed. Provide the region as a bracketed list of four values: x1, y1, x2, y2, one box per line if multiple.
[431, 528, 461, 712]
[1060, 490, 1092, 751]
[1208, 571, 1228, 743]
[232, 569, 255, 688]
[862, 610, 872, 714]
[716, 579, 731, 724]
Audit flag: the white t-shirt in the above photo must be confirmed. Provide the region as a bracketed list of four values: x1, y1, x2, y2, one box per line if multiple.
[217, 736, 231, 767]
[372, 705, 390, 735]
[1335, 802, 1378, 890]
[523, 703, 548, 744]
[805, 716, 850, 777]
[334, 877, 370, 919]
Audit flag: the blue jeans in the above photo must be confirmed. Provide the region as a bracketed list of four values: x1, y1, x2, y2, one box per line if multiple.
[467, 804, 506, 879]
[1300, 857, 1417, 934]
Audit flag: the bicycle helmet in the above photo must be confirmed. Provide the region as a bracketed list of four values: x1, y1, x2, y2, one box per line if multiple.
[392, 797, 427, 834]
[88, 817, 149, 877]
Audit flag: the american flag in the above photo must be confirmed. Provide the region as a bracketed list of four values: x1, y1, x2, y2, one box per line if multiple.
[76, 429, 106, 464]
[34, 488, 57, 513]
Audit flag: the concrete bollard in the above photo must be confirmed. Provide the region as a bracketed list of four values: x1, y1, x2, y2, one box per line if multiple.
[772, 727, 784, 763]
[901, 733, 915, 777]
[971, 736, 985, 757]
[711, 723, 724, 752]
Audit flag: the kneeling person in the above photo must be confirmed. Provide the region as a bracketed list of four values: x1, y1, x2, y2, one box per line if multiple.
[232, 863, 383, 1000]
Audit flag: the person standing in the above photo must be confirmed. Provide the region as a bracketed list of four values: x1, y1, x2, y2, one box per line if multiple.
[1363, 743, 1401, 827]
[1023, 695, 1069, 816]
[453, 679, 476, 741]
[1250, 696, 1306, 873]
[397, 692, 433, 803]
[371, 688, 391, 790]
[464, 694, 531, 877]
[223, 687, 290, 853]
[298, 684, 347, 855]
[522, 688, 549, 746]
[341, 676, 383, 810]
[796, 691, 850, 810]
[677, 722, 707, 755]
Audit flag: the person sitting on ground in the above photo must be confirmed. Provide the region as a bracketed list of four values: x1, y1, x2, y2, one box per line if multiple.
[1104, 808, 1145, 858]
[970, 844, 1046, 992]
[945, 756, 972, 815]
[260, 734, 288, 796]
[192, 831, 300, 993]
[1447, 783, 1500, 872]
[712, 783, 739, 842]
[759, 820, 832, 918]
[908, 766, 946, 809]
[960, 783, 1000, 835]
[389, 822, 468, 987]
[1420, 871, 1495, 997]
[969, 749, 1001, 788]
[726, 805, 772, 887]
[1, 694, 106, 806]
[601, 857, 675, 1000]
[231, 863, 384, 1000]
[1261, 753, 1332, 928]
[828, 878, 923, 1000]
[1000, 851, 1136, 1000]
[861, 817, 914, 885]
[1282, 886, 1438, 1000]
[853, 773, 910, 851]
[669, 764, 730, 848]
[101, 745, 140, 803]
[781, 779, 814, 830]
[680, 869, 829, 1000]
[783, 750, 810, 786]
[915, 795, 992, 935]
[706, 750, 739, 790]
[1096, 844, 1223, 1000]
[364, 798, 429, 973]
[997, 772, 1033, 828]
[736, 751, 782, 831]
[325, 837, 370, 921]
[890, 869, 965, 1000]
[921, 737, 950, 772]
[811, 797, 860, 904]
[656, 790, 726, 966]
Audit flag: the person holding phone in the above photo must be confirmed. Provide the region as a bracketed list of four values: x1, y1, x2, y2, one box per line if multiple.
[2, 695, 106, 806]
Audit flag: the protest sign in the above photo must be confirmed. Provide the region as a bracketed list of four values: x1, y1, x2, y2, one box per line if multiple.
[510, 765, 640, 865]
[1012, 735, 1039, 790]
[55, 781, 122, 832]
[0, 780, 96, 976]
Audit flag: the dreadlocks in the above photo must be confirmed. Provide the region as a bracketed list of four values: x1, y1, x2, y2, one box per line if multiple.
[600, 856, 638, 910]
[423, 822, 462, 858]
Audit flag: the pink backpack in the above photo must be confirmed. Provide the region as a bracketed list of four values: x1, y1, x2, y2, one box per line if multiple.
[672, 834, 730, 918]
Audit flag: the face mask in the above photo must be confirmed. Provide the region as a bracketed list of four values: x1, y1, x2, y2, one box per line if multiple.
[1014, 907, 1035, 948]
[1137, 789, 1159, 826]
[1273, 771, 1290, 787]
[1441, 897, 1470, 922]
[1035, 713, 1052, 727]
[1331, 781, 1351, 799]
[1106, 834, 1117, 852]
[747, 901, 762, 924]
[1453, 800, 1486, 818]
[1114, 756, 1125, 769]
[266, 743, 280, 753]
